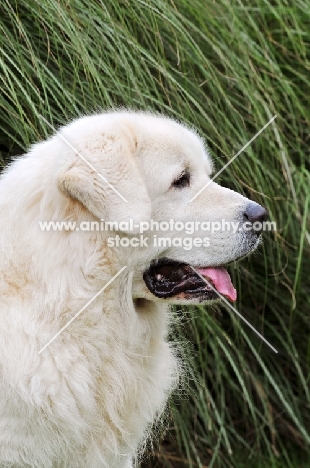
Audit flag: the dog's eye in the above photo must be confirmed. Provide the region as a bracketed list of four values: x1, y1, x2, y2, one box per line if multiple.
[172, 170, 190, 189]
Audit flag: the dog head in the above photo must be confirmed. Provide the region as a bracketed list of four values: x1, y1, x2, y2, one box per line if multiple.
[56, 111, 268, 305]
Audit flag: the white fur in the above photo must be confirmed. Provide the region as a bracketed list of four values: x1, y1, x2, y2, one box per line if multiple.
[0, 111, 257, 467]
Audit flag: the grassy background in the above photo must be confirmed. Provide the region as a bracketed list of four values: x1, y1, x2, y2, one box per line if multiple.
[1, 0, 309, 467]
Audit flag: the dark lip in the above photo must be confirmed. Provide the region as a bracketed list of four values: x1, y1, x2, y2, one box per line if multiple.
[148, 256, 216, 270]
[143, 257, 217, 299]
[148, 257, 184, 268]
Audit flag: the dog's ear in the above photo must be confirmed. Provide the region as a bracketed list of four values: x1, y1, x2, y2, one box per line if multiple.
[57, 120, 151, 233]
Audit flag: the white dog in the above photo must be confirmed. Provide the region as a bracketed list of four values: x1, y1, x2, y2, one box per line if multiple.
[0, 111, 267, 467]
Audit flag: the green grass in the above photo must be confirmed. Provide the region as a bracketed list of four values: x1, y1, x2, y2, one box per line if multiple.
[1, 1, 310, 467]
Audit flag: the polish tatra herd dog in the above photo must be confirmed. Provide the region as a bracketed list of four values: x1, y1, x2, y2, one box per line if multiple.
[0, 111, 268, 467]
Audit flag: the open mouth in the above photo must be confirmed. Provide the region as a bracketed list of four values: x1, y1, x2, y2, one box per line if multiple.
[143, 257, 237, 302]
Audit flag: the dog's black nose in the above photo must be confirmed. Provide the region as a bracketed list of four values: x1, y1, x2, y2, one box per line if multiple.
[244, 202, 268, 233]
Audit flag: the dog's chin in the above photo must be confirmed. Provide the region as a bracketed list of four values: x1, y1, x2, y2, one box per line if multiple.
[143, 257, 238, 304]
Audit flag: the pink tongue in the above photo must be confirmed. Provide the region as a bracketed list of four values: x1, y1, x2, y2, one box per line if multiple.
[197, 267, 237, 302]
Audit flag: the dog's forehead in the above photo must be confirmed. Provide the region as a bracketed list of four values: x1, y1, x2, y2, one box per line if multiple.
[137, 116, 212, 173]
